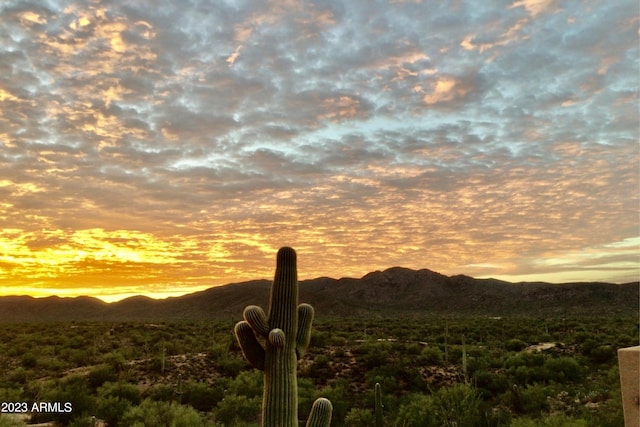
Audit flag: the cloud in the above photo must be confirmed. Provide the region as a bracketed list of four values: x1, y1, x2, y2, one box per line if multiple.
[0, 0, 637, 300]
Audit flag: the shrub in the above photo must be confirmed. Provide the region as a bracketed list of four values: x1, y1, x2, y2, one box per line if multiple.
[227, 370, 263, 398]
[103, 351, 126, 371]
[95, 396, 132, 427]
[213, 394, 261, 426]
[87, 364, 117, 389]
[121, 399, 204, 427]
[543, 357, 583, 382]
[431, 383, 484, 427]
[0, 414, 27, 427]
[509, 383, 551, 415]
[216, 353, 246, 377]
[182, 381, 225, 411]
[588, 345, 615, 364]
[344, 408, 375, 426]
[308, 354, 332, 381]
[20, 352, 37, 369]
[36, 375, 94, 426]
[395, 393, 433, 427]
[97, 381, 141, 405]
[356, 341, 393, 370]
[506, 339, 528, 352]
[510, 414, 587, 427]
[419, 346, 444, 365]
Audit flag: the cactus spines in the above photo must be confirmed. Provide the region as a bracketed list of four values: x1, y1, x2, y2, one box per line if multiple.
[375, 382, 383, 427]
[234, 247, 332, 427]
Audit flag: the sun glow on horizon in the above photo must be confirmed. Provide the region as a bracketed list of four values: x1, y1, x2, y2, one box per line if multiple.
[2, 233, 637, 303]
[0, 1, 637, 303]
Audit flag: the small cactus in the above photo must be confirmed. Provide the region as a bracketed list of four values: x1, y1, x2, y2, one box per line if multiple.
[375, 382, 383, 427]
[234, 247, 332, 427]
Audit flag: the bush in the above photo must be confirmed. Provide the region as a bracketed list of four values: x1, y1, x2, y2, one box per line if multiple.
[182, 381, 225, 411]
[506, 339, 528, 352]
[88, 364, 117, 389]
[213, 394, 261, 426]
[0, 414, 27, 427]
[103, 351, 126, 371]
[543, 357, 583, 382]
[95, 396, 132, 427]
[588, 345, 615, 364]
[509, 383, 551, 415]
[20, 353, 37, 369]
[344, 408, 375, 426]
[419, 346, 444, 365]
[308, 354, 331, 380]
[395, 393, 433, 427]
[510, 414, 587, 427]
[121, 399, 204, 427]
[227, 370, 263, 398]
[431, 383, 484, 427]
[98, 381, 141, 405]
[216, 353, 247, 377]
[356, 341, 393, 370]
[36, 375, 94, 426]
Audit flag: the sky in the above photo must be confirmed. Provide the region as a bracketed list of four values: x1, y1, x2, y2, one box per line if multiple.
[0, 0, 638, 302]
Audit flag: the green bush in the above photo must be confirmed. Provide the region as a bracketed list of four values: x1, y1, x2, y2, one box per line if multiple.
[395, 393, 432, 427]
[98, 381, 141, 405]
[509, 383, 551, 415]
[505, 339, 528, 352]
[308, 354, 332, 380]
[103, 351, 127, 371]
[95, 396, 132, 427]
[182, 381, 225, 411]
[587, 345, 615, 364]
[227, 370, 263, 398]
[36, 375, 95, 426]
[543, 357, 583, 382]
[20, 352, 37, 369]
[216, 353, 246, 377]
[344, 407, 375, 426]
[431, 383, 484, 427]
[121, 399, 204, 427]
[0, 414, 27, 427]
[510, 413, 587, 427]
[88, 364, 117, 389]
[419, 346, 444, 365]
[213, 394, 261, 426]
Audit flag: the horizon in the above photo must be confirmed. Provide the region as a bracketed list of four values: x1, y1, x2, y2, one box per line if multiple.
[1, 1, 638, 302]
[4, 266, 638, 304]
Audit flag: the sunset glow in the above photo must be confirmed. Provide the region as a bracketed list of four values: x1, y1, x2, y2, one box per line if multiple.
[1, 0, 638, 302]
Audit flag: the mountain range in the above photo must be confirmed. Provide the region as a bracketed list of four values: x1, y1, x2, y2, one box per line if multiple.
[1, 268, 637, 321]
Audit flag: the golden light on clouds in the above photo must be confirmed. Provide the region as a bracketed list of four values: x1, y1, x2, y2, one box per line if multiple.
[423, 78, 458, 104]
[1, 0, 637, 301]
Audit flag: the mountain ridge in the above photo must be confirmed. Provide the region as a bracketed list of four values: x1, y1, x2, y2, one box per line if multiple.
[1, 267, 637, 321]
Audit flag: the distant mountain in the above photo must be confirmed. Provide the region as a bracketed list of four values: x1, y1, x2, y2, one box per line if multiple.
[1, 268, 637, 321]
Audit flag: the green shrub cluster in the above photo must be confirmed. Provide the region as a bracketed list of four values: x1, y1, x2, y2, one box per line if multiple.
[0, 315, 632, 426]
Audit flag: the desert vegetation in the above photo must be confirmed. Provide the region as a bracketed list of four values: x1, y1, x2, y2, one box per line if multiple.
[0, 314, 635, 426]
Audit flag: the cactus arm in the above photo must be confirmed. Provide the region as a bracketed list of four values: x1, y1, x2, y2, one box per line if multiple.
[305, 398, 333, 427]
[234, 321, 265, 370]
[296, 303, 314, 358]
[244, 305, 270, 337]
[268, 328, 286, 347]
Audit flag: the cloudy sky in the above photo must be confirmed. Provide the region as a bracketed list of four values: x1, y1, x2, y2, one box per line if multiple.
[1, 0, 638, 302]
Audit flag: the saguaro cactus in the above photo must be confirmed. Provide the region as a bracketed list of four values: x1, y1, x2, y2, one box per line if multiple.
[234, 247, 332, 427]
[375, 382, 383, 427]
